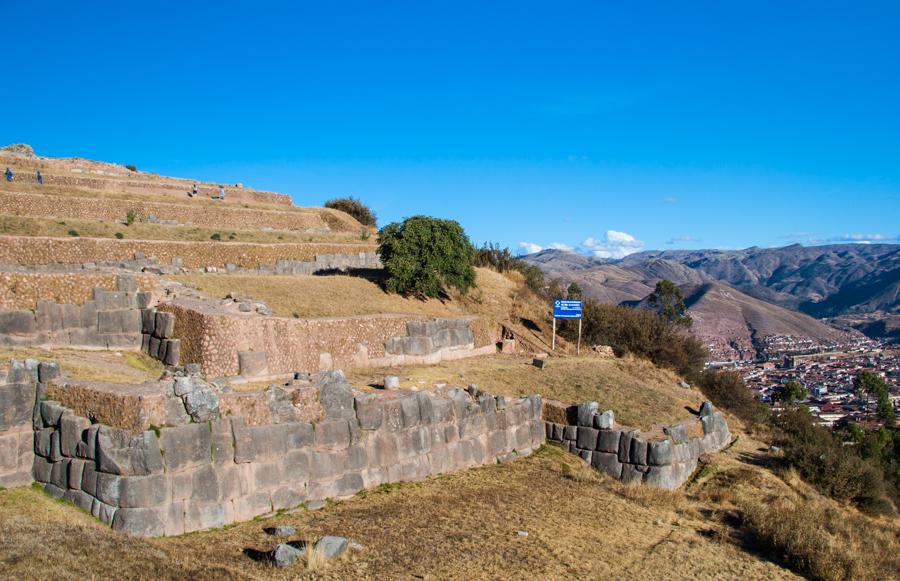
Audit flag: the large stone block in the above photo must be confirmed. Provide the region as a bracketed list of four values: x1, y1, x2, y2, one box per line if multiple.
[163, 339, 181, 366]
[60, 414, 91, 457]
[314, 420, 351, 450]
[593, 410, 615, 430]
[233, 420, 314, 463]
[405, 336, 435, 356]
[0, 310, 36, 335]
[0, 382, 37, 431]
[112, 506, 166, 537]
[319, 372, 355, 420]
[35, 301, 62, 332]
[95, 472, 122, 506]
[354, 394, 383, 430]
[158, 424, 211, 473]
[237, 350, 267, 377]
[664, 423, 690, 444]
[629, 437, 648, 466]
[141, 309, 157, 335]
[97, 310, 125, 334]
[81, 462, 98, 496]
[644, 465, 681, 490]
[210, 419, 234, 464]
[80, 301, 98, 329]
[576, 402, 598, 427]
[119, 473, 170, 508]
[591, 451, 623, 478]
[618, 430, 635, 463]
[597, 429, 621, 453]
[154, 312, 176, 339]
[576, 426, 599, 450]
[399, 395, 420, 428]
[67, 458, 86, 490]
[648, 440, 673, 466]
[620, 464, 647, 485]
[37, 362, 60, 383]
[231, 492, 272, 522]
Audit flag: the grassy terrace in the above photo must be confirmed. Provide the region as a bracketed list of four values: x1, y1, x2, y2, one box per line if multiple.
[0, 444, 809, 580]
[171, 267, 521, 320]
[347, 354, 703, 432]
[0, 348, 164, 384]
[0, 215, 374, 245]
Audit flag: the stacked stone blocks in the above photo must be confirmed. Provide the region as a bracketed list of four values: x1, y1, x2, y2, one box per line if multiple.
[0, 275, 151, 350]
[11, 360, 545, 537]
[544, 400, 731, 490]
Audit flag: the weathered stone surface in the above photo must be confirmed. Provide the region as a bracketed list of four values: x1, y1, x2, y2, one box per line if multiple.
[648, 440, 673, 466]
[0, 382, 37, 432]
[158, 423, 211, 472]
[699, 401, 715, 417]
[663, 423, 689, 444]
[383, 375, 400, 390]
[593, 410, 615, 430]
[142, 310, 158, 336]
[119, 474, 170, 508]
[315, 536, 349, 560]
[233, 420, 314, 463]
[618, 430, 635, 463]
[154, 312, 176, 339]
[268, 525, 297, 537]
[319, 372, 355, 420]
[576, 402, 598, 427]
[354, 394, 383, 430]
[163, 340, 181, 366]
[0, 310, 36, 335]
[597, 429, 621, 453]
[37, 362, 60, 383]
[272, 543, 304, 568]
[183, 388, 220, 422]
[67, 458, 86, 490]
[113, 507, 166, 537]
[314, 420, 351, 450]
[576, 426, 599, 450]
[399, 395, 420, 428]
[629, 437, 648, 466]
[563, 425, 577, 441]
[59, 414, 91, 457]
[591, 451, 623, 479]
[620, 464, 646, 485]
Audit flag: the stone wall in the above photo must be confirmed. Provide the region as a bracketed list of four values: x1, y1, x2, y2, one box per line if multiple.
[0, 359, 46, 487]
[16, 362, 545, 536]
[0, 275, 153, 350]
[159, 301, 498, 378]
[0, 191, 333, 233]
[2, 169, 292, 206]
[0, 235, 377, 269]
[0, 271, 155, 310]
[543, 400, 731, 490]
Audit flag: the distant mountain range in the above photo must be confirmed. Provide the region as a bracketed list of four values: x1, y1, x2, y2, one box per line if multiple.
[523, 243, 900, 355]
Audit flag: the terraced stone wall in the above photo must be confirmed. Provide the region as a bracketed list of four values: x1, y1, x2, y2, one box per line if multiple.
[0, 235, 377, 269]
[0, 191, 331, 232]
[0, 271, 155, 310]
[542, 400, 731, 490]
[159, 303, 498, 378]
[0, 276, 154, 351]
[15, 363, 545, 537]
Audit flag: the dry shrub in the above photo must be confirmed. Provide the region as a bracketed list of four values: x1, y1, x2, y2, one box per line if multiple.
[740, 496, 900, 581]
[615, 481, 686, 511]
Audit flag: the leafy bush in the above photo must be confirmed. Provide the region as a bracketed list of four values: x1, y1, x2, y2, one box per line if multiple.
[377, 215, 476, 298]
[210, 233, 221, 241]
[125, 164, 137, 172]
[773, 408, 892, 514]
[325, 197, 377, 227]
[67, 229, 79, 237]
[125, 209, 138, 226]
[114, 232, 124, 239]
[474, 242, 545, 295]
[697, 370, 769, 426]
[558, 300, 707, 378]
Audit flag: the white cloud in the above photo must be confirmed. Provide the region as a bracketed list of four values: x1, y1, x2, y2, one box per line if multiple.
[579, 230, 644, 259]
[518, 242, 543, 255]
[666, 235, 701, 245]
[547, 242, 574, 251]
[830, 233, 895, 243]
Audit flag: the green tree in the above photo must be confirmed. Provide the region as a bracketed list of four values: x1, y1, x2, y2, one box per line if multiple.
[774, 380, 808, 405]
[647, 279, 692, 327]
[567, 282, 583, 299]
[854, 371, 895, 427]
[377, 216, 476, 298]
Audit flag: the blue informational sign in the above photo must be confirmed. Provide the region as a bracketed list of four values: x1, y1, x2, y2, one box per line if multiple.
[553, 299, 583, 319]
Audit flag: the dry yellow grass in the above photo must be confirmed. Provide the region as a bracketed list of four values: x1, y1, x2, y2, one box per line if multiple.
[0, 446, 800, 581]
[347, 354, 704, 431]
[0, 347, 164, 384]
[0, 215, 371, 246]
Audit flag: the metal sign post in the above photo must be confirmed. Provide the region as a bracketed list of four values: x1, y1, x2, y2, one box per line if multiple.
[552, 299, 583, 353]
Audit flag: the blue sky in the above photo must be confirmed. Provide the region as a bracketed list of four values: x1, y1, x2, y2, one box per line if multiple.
[3, 1, 898, 257]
